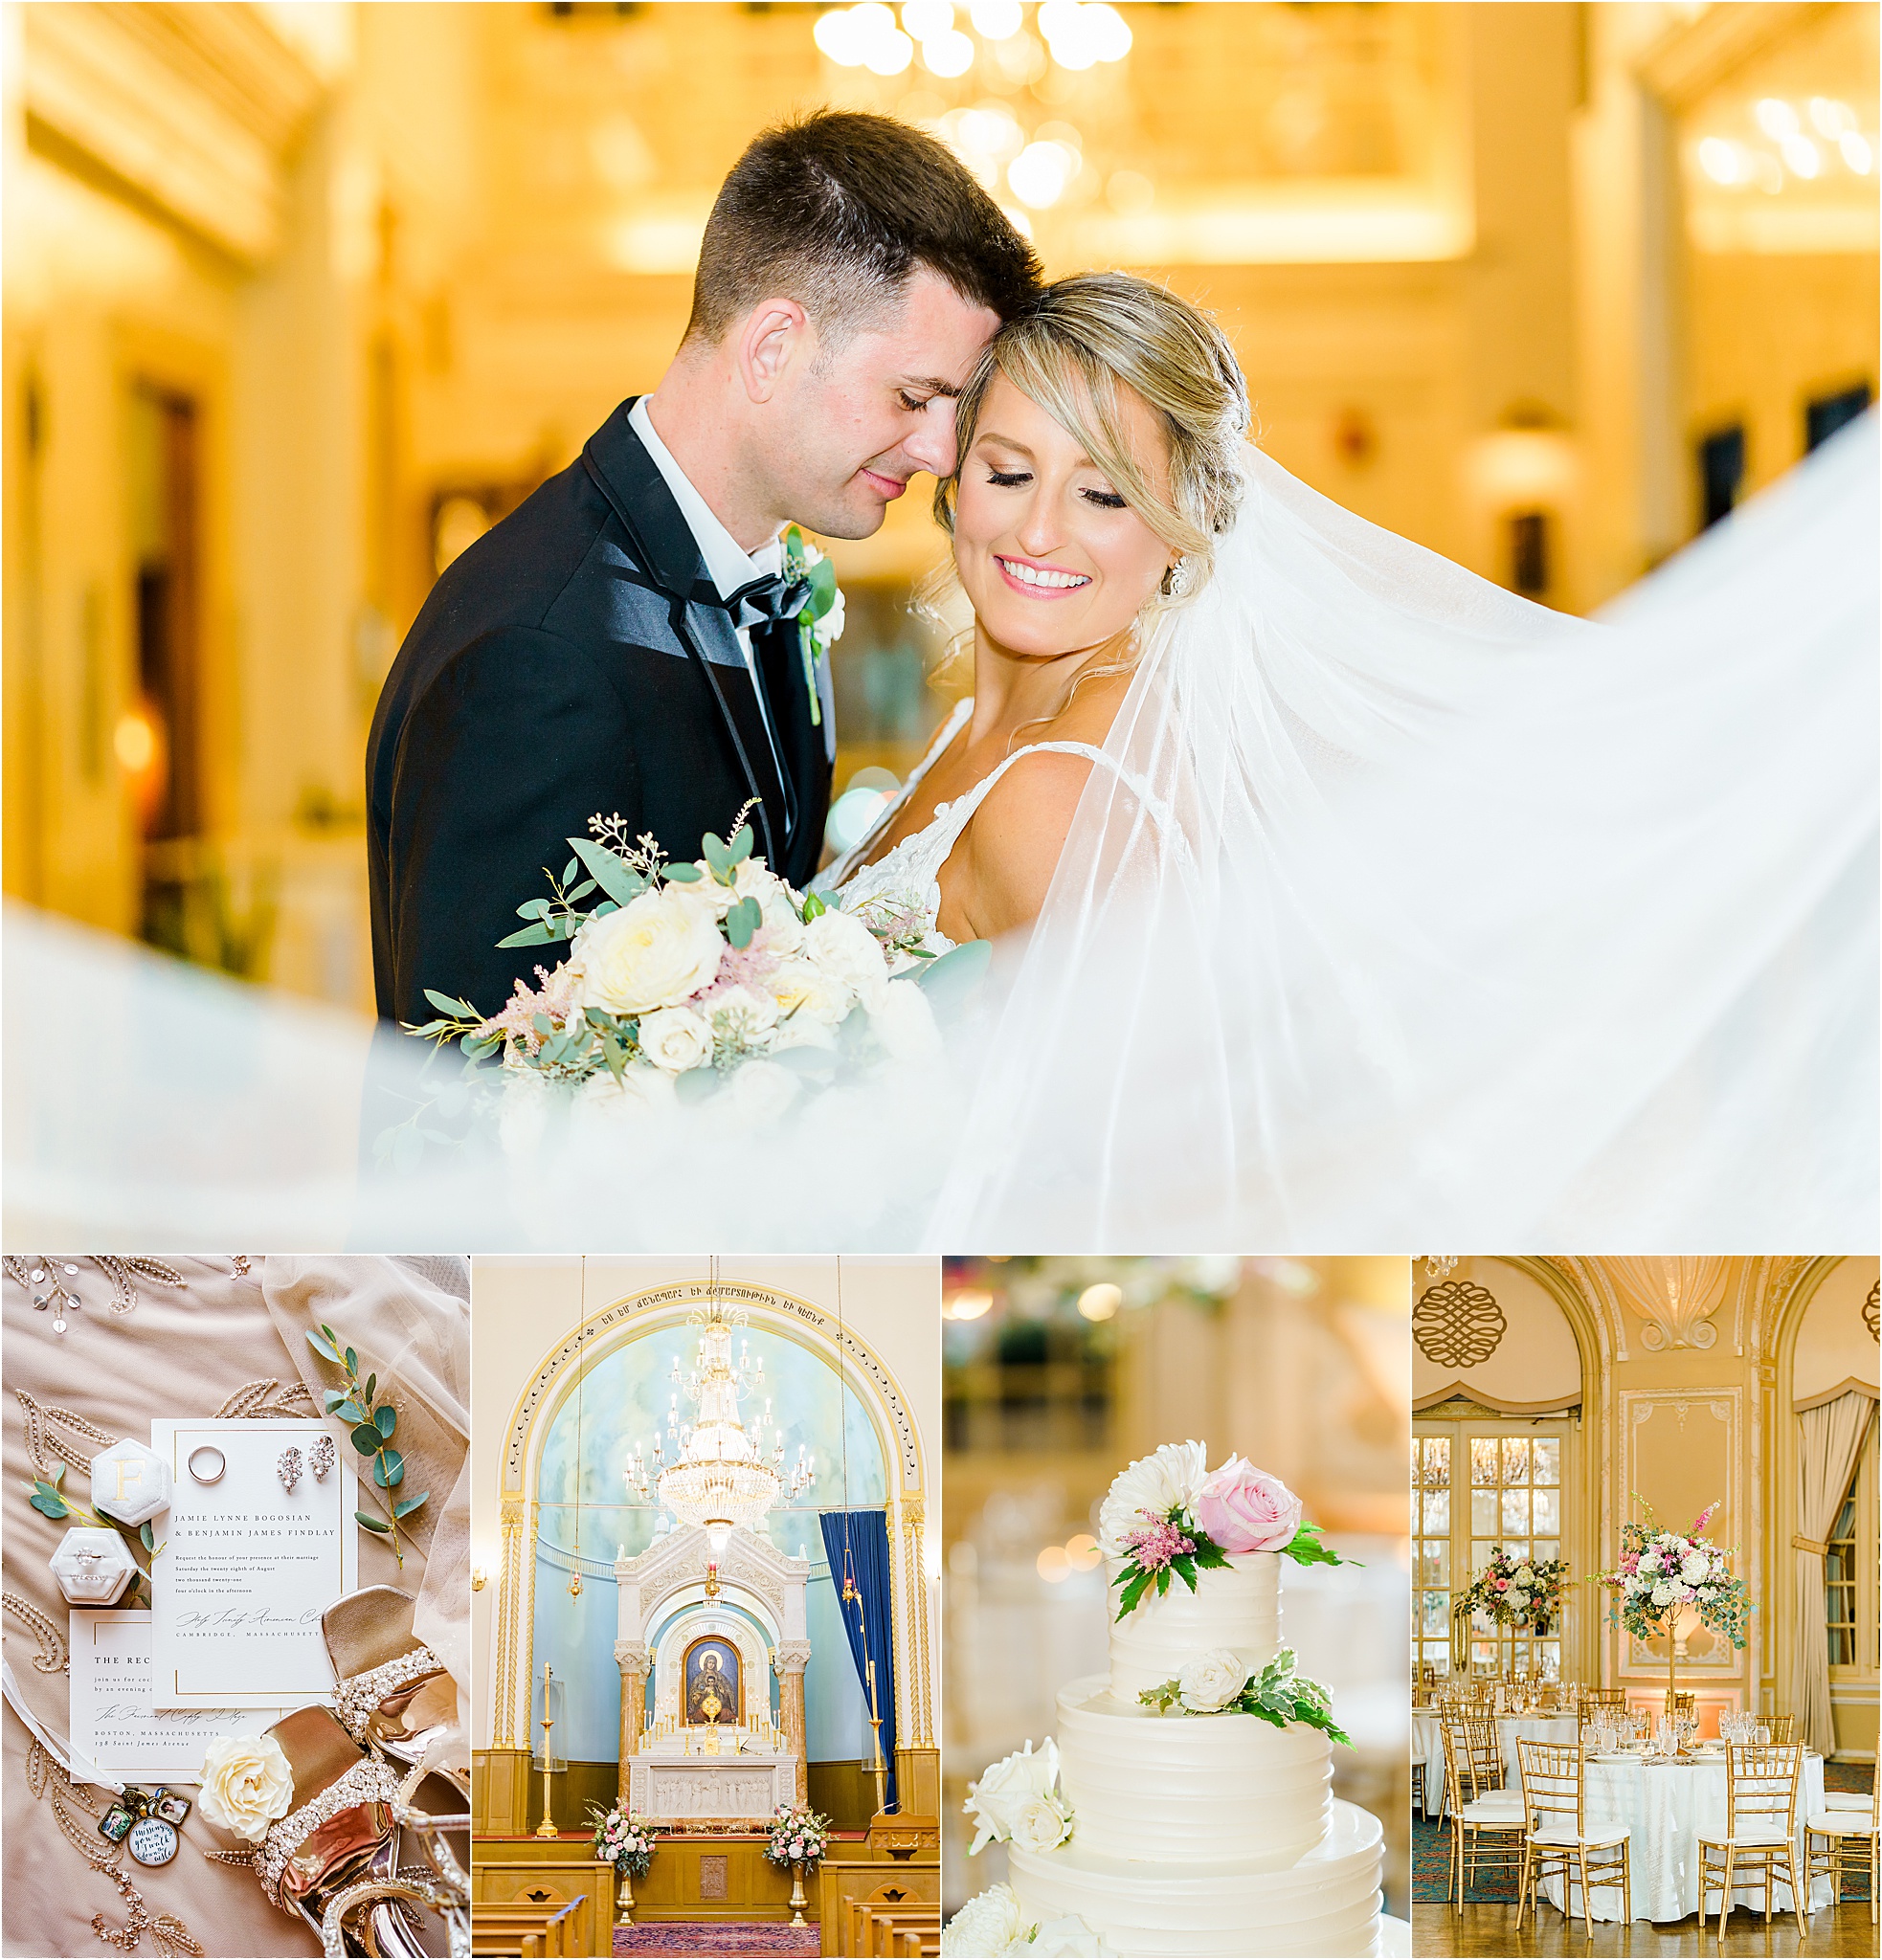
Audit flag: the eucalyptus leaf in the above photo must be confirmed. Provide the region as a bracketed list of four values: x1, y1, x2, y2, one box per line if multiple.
[357, 1512, 391, 1535]
[29, 1490, 67, 1520]
[324, 1389, 348, 1412]
[351, 1422, 382, 1455]
[567, 836, 649, 909]
[662, 864, 703, 883]
[726, 895, 761, 949]
[140, 1522, 154, 1551]
[364, 1373, 376, 1406]
[345, 1347, 358, 1374]
[373, 1450, 405, 1489]
[562, 858, 579, 884]
[374, 1405, 396, 1438]
[393, 1492, 430, 1519]
[496, 923, 559, 948]
[307, 1330, 342, 1365]
[728, 824, 753, 865]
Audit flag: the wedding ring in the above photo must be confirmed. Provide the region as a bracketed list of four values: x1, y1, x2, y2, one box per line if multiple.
[187, 1446, 225, 1484]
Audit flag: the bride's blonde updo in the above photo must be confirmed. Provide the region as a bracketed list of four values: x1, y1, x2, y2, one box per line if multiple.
[935, 270, 1251, 605]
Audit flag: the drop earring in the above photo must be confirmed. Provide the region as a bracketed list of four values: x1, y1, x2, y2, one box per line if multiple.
[278, 1447, 303, 1492]
[308, 1435, 336, 1481]
[1165, 556, 1195, 600]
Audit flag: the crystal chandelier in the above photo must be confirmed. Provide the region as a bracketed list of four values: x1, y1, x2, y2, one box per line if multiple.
[626, 1282, 812, 1556]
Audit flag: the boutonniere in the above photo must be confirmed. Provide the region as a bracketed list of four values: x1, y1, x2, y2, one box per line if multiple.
[783, 524, 844, 727]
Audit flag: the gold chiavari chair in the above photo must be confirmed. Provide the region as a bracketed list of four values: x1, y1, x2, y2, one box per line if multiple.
[1764, 1711, 1795, 1745]
[1807, 1771, 1880, 1924]
[1514, 1739, 1632, 1937]
[1581, 1686, 1627, 1715]
[1696, 1743, 1806, 1939]
[1440, 1720, 1525, 1907]
[1461, 1709, 1508, 1803]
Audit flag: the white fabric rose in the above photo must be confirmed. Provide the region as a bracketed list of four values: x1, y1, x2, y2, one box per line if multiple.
[637, 1005, 713, 1074]
[1176, 1648, 1246, 1713]
[964, 1739, 1060, 1855]
[941, 1885, 1027, 1958]
[804, 909, 891, 1012]
[197, 1733, 294, 1844]
[571, 888, 723, 1014]
[868, 978, 943, 1061]
[726, 1059, 800, 1127]
[1008, 1793, 1076, 1855]
[1097, 1440, 1208, 1557]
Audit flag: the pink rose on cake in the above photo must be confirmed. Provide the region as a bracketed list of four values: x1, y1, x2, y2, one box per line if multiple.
[1193, 1457, 1303, 1554]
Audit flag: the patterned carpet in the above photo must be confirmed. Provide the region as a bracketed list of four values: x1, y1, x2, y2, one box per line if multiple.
[614, 1926, 819, 1956]
[1414, 1759, 1873, 1905]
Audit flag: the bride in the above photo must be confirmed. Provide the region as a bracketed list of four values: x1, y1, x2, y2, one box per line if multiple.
[8, 275, 1872, 1248]
[812, 270, 1875, 1246]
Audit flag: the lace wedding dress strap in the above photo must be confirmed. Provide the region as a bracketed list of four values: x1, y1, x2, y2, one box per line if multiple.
[816, 696, 974, 892]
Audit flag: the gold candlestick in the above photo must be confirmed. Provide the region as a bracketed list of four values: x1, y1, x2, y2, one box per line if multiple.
[535, 1662, 559, 1838]
[865, 1658, 888, 1815]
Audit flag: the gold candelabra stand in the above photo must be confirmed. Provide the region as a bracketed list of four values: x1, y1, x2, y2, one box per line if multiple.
[535, 1661, 560, 1838]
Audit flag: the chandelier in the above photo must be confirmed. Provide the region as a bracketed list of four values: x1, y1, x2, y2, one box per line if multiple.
[626, 1292, 812, 1556]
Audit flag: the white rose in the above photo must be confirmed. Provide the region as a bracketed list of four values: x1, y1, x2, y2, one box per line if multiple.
[637, 1005, 713, 1074]
[760, 886, 807, 956]
[769, 957, 853, 1030]
[1008, 1793, 1076, 1855]
[688, 858, 783, 921]
[197, 1733, 294, 1844]
[1176, 1648, 1246, 1713]
[818, 584, 846, 648]
[725, 1058, 800, 1127]
[571, 889, 723, 1014]
[868, 978, 942, 1061]
[706, 984, 779, 1053]
[941, 1886, 1026, 1958]
[804, 908, 891, 1011]
[964, 1739, 1059, 1855]
[1097, 1441, 1208, 1558]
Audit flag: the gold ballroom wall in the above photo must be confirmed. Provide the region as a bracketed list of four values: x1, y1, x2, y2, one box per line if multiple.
[4, 2, 1876, 1009]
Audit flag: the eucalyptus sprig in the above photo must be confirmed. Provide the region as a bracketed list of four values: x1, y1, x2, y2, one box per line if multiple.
[23, 1462, 162, 1604]
[306, 1324, 429, 1567]
[1138, 1647, 1353, 1747]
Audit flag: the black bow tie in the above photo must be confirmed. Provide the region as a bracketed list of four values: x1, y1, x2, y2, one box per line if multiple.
[724, 570, 813, 625]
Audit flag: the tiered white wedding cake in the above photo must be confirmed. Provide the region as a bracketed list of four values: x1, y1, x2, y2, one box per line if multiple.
[944, 1443, 1388, 1959]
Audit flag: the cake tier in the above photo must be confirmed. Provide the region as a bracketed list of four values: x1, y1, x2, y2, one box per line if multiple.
[1008, 1795, 1383, 1959]
[1054, 1675, 1331, 1869]
[1107, 1549, 1280, 1700]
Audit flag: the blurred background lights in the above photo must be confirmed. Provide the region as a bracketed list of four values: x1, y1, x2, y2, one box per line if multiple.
[1076, 1281, 1123, 1322]
[922, 28, 976, 78]
[900, 0, 954, 39]
[947, 1288, 996, 1321]
[1008, 138, 1076, 209]
[969, 0, 1023, 39]
[1755, 97, 1801, 140]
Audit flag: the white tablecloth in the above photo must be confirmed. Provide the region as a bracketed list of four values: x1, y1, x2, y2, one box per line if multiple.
[1411, 1711, 1578, 1818]
[1536, 1752, 1832, 1924]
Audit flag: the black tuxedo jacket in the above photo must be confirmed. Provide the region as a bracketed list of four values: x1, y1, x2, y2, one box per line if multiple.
[367, 400, 833, 1025]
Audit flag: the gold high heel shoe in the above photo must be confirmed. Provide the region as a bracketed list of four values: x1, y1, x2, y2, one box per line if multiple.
[324, 1588, 456, 1767]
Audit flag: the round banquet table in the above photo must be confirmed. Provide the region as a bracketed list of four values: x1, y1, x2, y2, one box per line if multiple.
[1412, 1711, 1579, 1818]
[1535, 1750, 1832, 1924]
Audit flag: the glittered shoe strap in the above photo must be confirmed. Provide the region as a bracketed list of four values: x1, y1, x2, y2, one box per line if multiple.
[257, 1759, 404, 1910]
[331, 1645, 447, 1743]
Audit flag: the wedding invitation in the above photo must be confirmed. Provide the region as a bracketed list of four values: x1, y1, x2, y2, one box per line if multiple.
[149, 1419, 358, 1708]
[69, 1610, 282, 1782]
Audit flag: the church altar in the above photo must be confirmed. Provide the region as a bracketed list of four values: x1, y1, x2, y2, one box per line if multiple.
[626, 1750, 798, 1825]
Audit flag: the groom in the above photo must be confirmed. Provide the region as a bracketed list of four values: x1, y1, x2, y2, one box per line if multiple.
[368, 111, 1039, 1025]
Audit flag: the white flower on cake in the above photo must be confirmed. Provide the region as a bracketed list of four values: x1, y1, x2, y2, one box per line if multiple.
[1176, 1648, 1246, 1713]
[1009, 1793, 1076, 1854]
[941, 1884, 1029, 1957]
[1027, 1917, 1114, 1957]
[197, 1733, 294, 1844]
[1096, 1440, 1207, 1557]
[964, 1738, 1073, 1856]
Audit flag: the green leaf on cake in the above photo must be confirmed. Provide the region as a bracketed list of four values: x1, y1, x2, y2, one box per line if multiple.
[1282, 1523, 1356, 1569]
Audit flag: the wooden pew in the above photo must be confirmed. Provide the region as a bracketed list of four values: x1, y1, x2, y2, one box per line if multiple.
[471, 1896, 587, 1957]
[850, 1901, 941, 1956]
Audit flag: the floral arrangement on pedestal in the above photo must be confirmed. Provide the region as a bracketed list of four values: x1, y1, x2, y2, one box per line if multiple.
[1096, 1441, 1351, 1621]
[1593, 1499, 1752, 1651]
[1137, 1646, 1353, 1746]
[963, 1738, 1076, 1856]
[586, 1805, 661, 1880]
[763, 1803, 833, 1871]
[941, 1883, 1112, 1957]
[1459, 1547, 1570, 1633]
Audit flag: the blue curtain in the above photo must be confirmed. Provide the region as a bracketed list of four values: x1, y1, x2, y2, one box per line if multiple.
[818, 1508, 897, 1812]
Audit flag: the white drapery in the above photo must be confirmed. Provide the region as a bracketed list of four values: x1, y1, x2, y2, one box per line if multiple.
[1791, 1390, 1876, 1758]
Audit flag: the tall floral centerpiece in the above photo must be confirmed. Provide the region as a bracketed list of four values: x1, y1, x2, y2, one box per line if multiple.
[1592, 1499, 1752, 1717]
[1457, 1547, 1570, 1671]
[586, 1806, 661, 1926]
[764, 1803, 832, 1927]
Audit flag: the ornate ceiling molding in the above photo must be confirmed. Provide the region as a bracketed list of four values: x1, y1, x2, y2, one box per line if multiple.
[23, 3, 329, 263]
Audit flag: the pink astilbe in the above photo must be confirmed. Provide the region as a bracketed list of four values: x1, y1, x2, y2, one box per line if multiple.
[1690, 1503, 1720, 1534]
[1122, 1512, 1196, 1574]
[708, 933, 782, 994]
[479, 962, 580, 1054]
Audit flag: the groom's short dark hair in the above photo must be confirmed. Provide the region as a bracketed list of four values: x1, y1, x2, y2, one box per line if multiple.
[683, 110, 1040, 346]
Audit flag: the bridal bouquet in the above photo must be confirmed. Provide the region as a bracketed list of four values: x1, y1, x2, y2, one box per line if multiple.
[1592, 1499, 1752, 1649]
[391, 813, 976, 1165]
[763, 1802, 832, 1870]
[1460, 1547, 1569, 1634]
[1096, 1442, 1349, 1621]
[587, 1804, 661, 1879]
